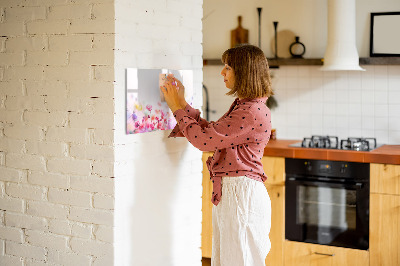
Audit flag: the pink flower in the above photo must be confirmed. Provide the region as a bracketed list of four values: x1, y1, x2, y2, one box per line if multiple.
[146, 105, 152, 112]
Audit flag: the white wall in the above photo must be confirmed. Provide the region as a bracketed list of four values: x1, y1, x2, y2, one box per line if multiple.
[271, 65, 400, 144]
[0, 0, 115, 265]
[113, 0, 204, 265]
[204, 64, 400, 145]
[203, 0, 400, 145]
[204, 0, 326, 59]
[203, 0, 400, 58]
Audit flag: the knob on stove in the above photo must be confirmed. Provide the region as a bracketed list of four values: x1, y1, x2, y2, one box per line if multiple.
[340, 163, 347, 174]
[304, 161, 312, 171]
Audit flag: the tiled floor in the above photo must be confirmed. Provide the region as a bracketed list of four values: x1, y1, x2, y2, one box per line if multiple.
[202, 257, 211, 266]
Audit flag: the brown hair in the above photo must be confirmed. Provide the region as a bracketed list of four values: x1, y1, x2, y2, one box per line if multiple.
[221, 44, 273, 99]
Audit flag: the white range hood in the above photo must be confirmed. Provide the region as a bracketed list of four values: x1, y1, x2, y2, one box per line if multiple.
[320, 0, 365, 71]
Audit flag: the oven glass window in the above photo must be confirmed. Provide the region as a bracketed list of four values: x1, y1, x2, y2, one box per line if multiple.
[297, 186, 356, 230]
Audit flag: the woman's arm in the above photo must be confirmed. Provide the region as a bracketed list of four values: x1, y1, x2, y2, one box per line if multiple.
[172, 106, 256, 152]
[169, 104, 211, 138]
[172, 77, 210, 127]
[163, 77, 211, 137]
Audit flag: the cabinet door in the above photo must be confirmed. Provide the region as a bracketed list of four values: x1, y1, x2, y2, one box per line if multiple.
[202, 152, 213, 258]
[370, 163, 400, 195]
[370, 193, 400, 266]
[284, 241, 369, 266]
[261, 156, 285, 185]
[264, 184, 284, 266]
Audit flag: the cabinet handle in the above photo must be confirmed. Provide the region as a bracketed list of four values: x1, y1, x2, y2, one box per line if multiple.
[314, 252, 335, 257]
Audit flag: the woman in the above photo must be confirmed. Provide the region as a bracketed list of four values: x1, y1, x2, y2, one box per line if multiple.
[161, 44, 273, 266]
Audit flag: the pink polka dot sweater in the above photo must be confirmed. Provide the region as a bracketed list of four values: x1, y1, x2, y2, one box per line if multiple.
[169, 97, 271, 206]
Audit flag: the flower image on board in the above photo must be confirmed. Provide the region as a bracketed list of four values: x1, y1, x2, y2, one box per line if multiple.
[126, 68, 193, 134]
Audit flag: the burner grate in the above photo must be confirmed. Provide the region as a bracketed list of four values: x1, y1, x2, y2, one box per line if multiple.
[301, 135, 339, 149]
[340, 137, 377, 151]
[296, 136, 378, 151]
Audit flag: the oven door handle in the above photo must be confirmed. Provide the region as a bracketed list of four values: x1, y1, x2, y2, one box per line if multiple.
[286, 177, 364, 189]
[314, 252, 335, 257]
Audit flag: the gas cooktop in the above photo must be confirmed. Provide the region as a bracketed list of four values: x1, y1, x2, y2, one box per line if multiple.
[289, 135, 383, 151]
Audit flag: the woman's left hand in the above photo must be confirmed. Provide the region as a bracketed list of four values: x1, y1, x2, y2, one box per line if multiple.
[160, 78, 182, 113]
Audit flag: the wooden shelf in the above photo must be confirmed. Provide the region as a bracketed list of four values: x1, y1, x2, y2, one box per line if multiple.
[203, 57, 400, 67]
[203, 58, 323, 67]
[268, 58, 323, 67]
[359, 57, 400, 65]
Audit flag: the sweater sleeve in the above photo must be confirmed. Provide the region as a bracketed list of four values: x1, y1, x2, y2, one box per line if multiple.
[172, 106, 256, 152]
[168, 103, 210, 138]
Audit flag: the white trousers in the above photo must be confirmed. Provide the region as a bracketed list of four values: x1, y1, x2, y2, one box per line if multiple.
[211, 176, 271, 266]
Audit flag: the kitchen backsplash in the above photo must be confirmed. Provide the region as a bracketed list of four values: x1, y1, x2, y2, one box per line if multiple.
[203, 65, 400, 144]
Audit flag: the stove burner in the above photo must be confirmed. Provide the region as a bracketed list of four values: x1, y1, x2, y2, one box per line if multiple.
[340, 137, 377, 151]
[301, 135, 339, 149]
[294, 136, 379, 151]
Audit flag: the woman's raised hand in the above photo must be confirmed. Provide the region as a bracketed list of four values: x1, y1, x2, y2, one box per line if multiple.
[160, 77, 183, 113]
[171, 77, 187, 108]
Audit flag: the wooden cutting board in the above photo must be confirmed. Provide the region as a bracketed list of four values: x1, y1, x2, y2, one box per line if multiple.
[270, 29, 296, 58]
[231, 16, 249, 48]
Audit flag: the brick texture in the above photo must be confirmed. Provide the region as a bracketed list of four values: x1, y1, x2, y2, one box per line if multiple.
[27, 200, 69, 219]
[5, 212, 48, 231]
[48, 188, 91, 208]
[0, 226, 24, 243]
[0, 0, 116, 261]
[6, 241, 47, 261]
[69, 207, 113, 226]
[25, 230, 69, 251]
[70, 237, 113, 257]
[47, 250, 92, 266]
[0, 0, 204, 265]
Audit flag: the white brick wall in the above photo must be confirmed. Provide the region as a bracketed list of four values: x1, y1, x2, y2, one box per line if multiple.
[5, 212, 48, 231]
[26, 200, 69, 219]
[1, 0, 204, 265]
[47, 250, 92, 266]
[0, 225, 24, 243]
[6, 241, 46, 261]
[0, 0, 115, 265]
[25, 229, 69, 251]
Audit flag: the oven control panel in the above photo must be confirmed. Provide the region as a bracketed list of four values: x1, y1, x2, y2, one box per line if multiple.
[286, 158, 369, 180]
[318, 162, 331, 173]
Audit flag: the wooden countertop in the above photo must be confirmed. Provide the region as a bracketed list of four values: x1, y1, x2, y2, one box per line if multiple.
[263, 139, 400, 165]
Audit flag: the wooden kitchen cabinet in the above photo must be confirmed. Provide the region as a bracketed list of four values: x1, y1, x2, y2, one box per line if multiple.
[370, 163, 400, 195]
[201, 153, 286, 266]
[370, 193, 400, 266]
[264, 184, 285, 266]
[262, 156, 285, 266]
[202, 152, 213, 258]
[284, 241, 369, 266]
[370, 163, 400, 266]
[261, 156, 285, 186]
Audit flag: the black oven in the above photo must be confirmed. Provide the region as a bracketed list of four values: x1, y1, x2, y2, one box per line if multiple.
[285, 158, 369, 250]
